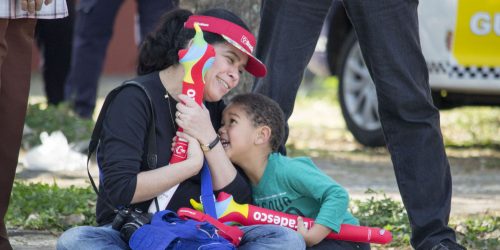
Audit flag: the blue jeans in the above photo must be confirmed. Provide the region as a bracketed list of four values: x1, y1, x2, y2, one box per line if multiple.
[57, 224, 305, 250]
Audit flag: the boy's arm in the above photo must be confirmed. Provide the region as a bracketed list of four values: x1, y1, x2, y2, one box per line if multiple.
[186, 193, 393, 244]
[297, 217, 331, 247]
[284, 157, 351, 233]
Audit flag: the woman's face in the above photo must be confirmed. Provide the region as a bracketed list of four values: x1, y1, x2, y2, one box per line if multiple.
[203, 42, 249, 102]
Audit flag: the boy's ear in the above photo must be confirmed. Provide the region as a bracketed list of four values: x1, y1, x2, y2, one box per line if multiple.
[255, 126, 271, 145]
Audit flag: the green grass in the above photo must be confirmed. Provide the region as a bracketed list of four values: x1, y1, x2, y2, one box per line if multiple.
[351, 189, 411, 247]
[440, 106, 500, 148]
[296, 76, 339, 104]
[23, 102, 94, 149]
[6, 182, 96, 231]
[289, 76, 500, 153]
[351, 190, 500, 249]
[453, 213, 500, 249]
[6, 182, 498, 249]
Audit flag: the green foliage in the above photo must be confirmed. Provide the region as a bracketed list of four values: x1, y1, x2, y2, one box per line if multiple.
[351, 189, 411, 246]
[454, 214, 500, 249]
[297, 76, 339, 104]
[291, 77, 500, 151]
[351, 190, 500, 249]
[440, 106, 500, 148]
[6, 183, 500, 249]
[6, 182, 96, 231]
[24, 103, 94, 149]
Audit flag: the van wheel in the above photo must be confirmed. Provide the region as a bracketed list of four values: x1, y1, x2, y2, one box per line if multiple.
[337, 31, 385, 147]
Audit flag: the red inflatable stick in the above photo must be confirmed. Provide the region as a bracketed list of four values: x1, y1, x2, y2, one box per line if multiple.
[149, 23, 215, 212]
[190, 192, 392, 244]
[177, 207, 244, 246]
[170, 22, 215, 163]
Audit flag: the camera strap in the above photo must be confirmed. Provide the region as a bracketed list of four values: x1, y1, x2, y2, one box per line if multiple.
[87, 80, 159, 212]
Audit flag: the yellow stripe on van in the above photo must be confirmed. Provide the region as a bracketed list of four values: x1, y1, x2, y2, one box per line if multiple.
[452, 0, 500, 67]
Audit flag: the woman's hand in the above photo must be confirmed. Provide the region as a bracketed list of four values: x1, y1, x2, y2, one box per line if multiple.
[133, 132, 204, 203]
[176, 131, 204, 174]
[175, 94, 218, 145]
[175, 95, 236, 191]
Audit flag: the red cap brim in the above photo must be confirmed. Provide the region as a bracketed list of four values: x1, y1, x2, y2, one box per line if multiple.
[185, 15, 267, 77]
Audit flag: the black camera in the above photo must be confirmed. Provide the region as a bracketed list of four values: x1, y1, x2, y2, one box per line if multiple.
[112, 207, 152, 243]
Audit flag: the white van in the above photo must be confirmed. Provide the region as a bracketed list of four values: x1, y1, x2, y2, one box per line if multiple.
[309, 0, 500, 147]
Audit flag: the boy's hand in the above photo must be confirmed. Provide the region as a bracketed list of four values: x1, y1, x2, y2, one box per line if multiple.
[296, 216, 309, 238]
[297, 217, 331, 247]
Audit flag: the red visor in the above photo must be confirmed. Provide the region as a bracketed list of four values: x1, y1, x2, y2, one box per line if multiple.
[184, 15, 267, 77]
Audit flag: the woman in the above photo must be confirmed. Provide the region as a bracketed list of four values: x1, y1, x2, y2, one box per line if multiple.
[57, 8, 304, 250]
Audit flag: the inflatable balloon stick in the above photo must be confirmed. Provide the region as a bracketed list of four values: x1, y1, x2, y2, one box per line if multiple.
[177, 207, 244, 246]
[149, 23, 215, 213]
[189, 192, 392, 245]
[171, 22, 216, 163]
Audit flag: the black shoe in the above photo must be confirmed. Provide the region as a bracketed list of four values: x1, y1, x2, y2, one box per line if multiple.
[431, 239, 467, 250]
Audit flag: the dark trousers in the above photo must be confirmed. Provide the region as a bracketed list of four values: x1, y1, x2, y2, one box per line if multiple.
[0, 18, 37, 250]
[253, 0, 456, 249]
[64, 0, 178, 118]
[35, 0, 75, 105]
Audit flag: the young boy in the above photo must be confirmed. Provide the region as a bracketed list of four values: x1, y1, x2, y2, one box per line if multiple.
[218, 93, 370, 249]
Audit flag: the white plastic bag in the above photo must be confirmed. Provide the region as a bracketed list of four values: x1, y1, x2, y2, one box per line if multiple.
[25, 131, 86, 171]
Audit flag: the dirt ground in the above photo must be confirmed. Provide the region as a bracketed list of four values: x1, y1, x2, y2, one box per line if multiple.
[9, 147, 500, 249]
[8, 75, 500, 249]
[13, 148, 500, 216]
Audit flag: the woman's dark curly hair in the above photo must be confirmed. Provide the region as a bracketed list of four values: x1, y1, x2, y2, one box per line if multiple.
[137, 8, 250, 75]
[228, 93, 285, 152]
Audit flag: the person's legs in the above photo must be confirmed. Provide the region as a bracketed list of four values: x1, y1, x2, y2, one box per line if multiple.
[0, 18, 37, 250]
[57, 225, 129, 250]
[35, 0, 75, 105]
[64, 0, 123, 118]
[252, 0, 332, 153]
[238, 225, 305, 250]
[341, 0, 458, 249]
[136, 0, 178, 45]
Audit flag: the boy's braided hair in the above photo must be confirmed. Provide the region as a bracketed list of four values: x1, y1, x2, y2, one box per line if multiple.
[228, 93, 285, 152]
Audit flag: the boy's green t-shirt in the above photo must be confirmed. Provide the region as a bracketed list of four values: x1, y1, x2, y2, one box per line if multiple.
[252, 153, 359, 233]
